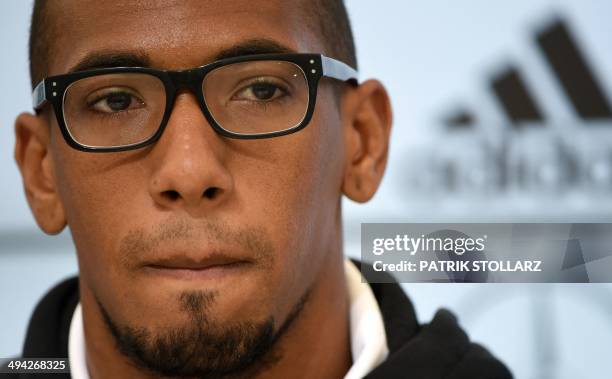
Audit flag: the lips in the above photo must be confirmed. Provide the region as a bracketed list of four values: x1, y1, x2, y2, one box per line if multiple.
[142, 252, 252, 280]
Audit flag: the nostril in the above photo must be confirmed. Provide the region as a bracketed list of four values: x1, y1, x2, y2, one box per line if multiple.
[203, 187, 218, 199]
[162, 190, 181, 201]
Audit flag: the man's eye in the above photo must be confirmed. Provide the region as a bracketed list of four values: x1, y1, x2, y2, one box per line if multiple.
[234, 82, 286, 102]
[88, 91, 144, 113]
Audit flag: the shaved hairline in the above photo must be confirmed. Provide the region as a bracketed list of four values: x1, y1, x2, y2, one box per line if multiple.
[28, 0, 357, 89]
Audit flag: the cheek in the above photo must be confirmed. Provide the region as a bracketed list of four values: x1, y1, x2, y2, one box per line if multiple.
[53, 142, 151, 274]
[233, 93, 345, 296]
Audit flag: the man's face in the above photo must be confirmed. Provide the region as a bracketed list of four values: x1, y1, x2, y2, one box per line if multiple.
[41, 0, 348, 374]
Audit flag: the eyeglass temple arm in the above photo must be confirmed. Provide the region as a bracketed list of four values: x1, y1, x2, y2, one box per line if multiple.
[32, 80, 47, 111]
[321, 55, 358, 83]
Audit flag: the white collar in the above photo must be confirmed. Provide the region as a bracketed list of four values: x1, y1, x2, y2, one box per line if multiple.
[68, 259, 389, 379]
[68, 301, 88, 379]
[342, 259, 390, 379]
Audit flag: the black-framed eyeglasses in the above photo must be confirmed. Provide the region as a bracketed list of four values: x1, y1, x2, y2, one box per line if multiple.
[32, 53, 358, 153]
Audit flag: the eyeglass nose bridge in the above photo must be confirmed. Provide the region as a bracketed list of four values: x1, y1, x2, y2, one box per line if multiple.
[162, 68, 224, 137]
[166, 69, 205, 97]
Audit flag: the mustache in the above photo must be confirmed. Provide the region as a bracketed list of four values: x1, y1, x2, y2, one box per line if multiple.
[118, 218, 275, 270]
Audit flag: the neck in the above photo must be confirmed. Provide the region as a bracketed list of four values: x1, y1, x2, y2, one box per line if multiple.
[79, 246, 351, 379]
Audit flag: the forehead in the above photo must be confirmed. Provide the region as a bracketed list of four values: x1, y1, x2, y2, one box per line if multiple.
[47, 0, 321, 74]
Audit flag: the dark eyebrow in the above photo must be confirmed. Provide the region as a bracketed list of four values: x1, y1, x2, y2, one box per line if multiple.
[213, 39, 297, 60]
[68, 52, 151, 73]
[67, 39, 297, 74]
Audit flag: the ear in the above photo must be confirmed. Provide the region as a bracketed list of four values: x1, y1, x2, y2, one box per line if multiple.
[14, 112, 67, 234]
[341, 79, 393, 203]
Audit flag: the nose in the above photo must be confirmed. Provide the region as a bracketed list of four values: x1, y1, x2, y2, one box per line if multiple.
[148, 92, 234, 214]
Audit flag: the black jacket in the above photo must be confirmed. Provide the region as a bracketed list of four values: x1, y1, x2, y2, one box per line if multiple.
[9, 263, 512, 379]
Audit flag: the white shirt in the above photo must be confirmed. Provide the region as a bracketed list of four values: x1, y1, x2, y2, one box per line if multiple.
[68, 259, 389, 379]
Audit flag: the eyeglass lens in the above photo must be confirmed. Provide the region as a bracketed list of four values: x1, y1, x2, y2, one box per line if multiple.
[62, 61, 309, 148]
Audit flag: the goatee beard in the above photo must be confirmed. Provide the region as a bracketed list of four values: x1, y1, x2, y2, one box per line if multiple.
[97, 287, 312, 379]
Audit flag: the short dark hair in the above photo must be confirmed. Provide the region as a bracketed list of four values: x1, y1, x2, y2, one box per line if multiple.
[28, 0, 357, 89]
